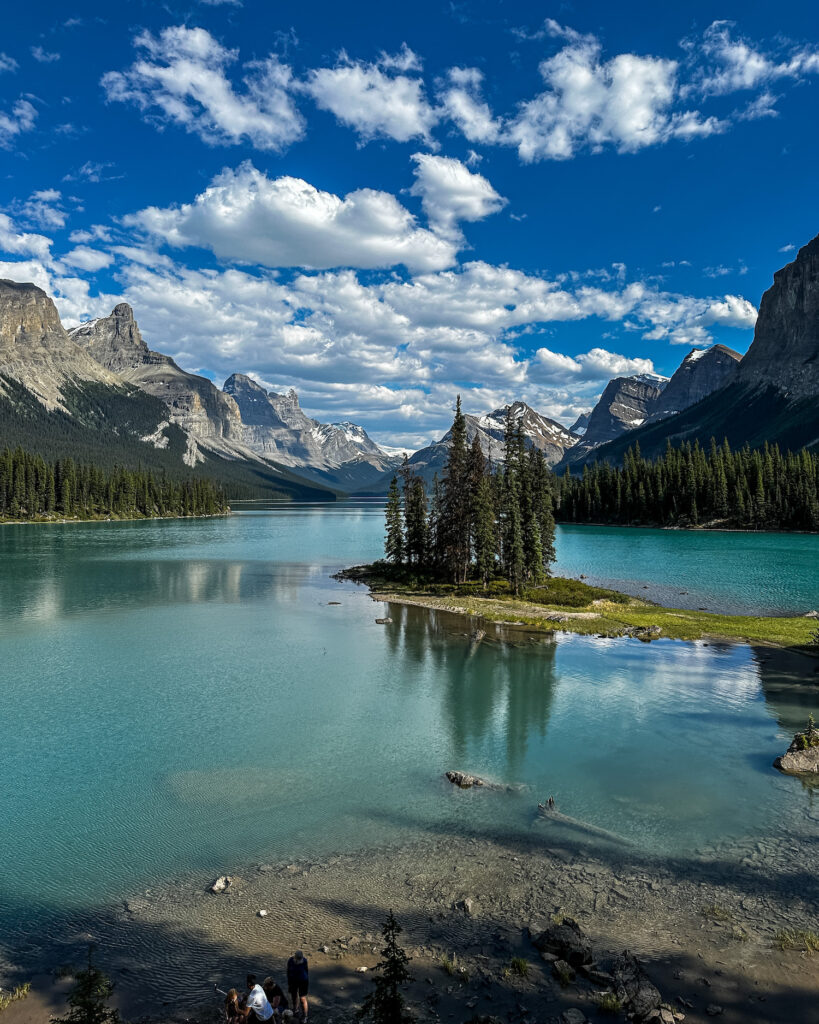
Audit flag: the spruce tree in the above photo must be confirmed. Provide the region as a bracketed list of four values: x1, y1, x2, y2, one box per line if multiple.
[357, 911, 413, 1024]
[384, 476, 404, 564]
[56, 947, 120, 1024]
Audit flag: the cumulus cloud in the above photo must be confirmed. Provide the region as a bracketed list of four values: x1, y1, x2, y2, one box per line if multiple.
[0, 214, 53, 261]
[536, 346, 656, 379]
[101, 25, 304, 151]
[507, 28, 724, 161]
[409, 153, 506, 237]
[303, 48, 437, 144]
[125, 161, 457, 272]
[0, 97, 37, 148]
[9, 189, 68, 230]
[0, 53, 18, 74]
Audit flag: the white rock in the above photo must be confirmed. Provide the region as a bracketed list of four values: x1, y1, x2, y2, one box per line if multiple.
[356, 966, 368, 973]
[257, 909, 268, 917]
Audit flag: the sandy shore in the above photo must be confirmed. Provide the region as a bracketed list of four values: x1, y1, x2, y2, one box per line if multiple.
[4, 817, 818, 1024]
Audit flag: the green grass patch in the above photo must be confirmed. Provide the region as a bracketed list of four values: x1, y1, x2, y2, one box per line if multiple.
[701, 902, 733, 922]
[509, 957, 529, 978]
[595, 992, 623, 1013]
[775, 928, 819, 953]
[0, 984, 30, 1014]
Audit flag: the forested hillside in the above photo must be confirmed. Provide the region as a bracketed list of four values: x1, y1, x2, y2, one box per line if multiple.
[556, 439, 819, 532]
[0, 446, 230, 521]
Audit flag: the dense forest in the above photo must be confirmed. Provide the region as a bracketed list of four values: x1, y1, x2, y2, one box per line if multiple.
[0, 446, 229, 521]
[556, 438, 819, 532]
[384, 398, 556, 589]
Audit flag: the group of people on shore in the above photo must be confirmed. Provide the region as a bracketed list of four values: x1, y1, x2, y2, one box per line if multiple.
[224, 951, 309, 1024]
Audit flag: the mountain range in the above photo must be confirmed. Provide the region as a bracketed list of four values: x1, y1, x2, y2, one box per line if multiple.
[1, 233, 818, 495]
[0, 284, 403, 499]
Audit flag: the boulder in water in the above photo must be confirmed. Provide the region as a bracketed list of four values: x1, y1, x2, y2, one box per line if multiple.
[774, 723, 819, 775]
[209, 875, 233, 894]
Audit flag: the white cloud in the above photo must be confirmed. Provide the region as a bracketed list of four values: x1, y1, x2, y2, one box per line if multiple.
[101, 26, 304, 151]
[409, 153, 506, 238]
[0, 214, 53, 261]
[534, 345, 656, 380]
[61, 246, 114, 272]
[31, 46, 60, 63]
[0, 98, 37, 148]
[7, 189, 68, 230]
[0, 53, 18, 74]
[691, 21, 819, 97]
[437, 67, 502, 143]
[125, 161, 458, 272]
[303, 49, 437, 144]
[507, 30, 725, 161]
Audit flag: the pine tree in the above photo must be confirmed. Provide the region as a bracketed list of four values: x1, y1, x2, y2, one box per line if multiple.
[440, 395, 471, 582]
[357, 911, 413, 1024]
[55, 947, 120, 1024]
[384, 476, 404, 564]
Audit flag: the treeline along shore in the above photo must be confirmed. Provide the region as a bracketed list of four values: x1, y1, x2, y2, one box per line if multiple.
[557, 439, 819, 532]
[0, 445, 230, 523]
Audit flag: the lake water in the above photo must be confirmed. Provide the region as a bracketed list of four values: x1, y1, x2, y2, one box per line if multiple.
[1, 503, 818, 932]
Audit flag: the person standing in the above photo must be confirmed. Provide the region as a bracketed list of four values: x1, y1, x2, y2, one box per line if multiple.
[286, 951, 309, 1022]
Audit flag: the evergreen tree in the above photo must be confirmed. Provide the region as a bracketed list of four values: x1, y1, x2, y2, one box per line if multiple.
[384, 476, 404, 564]
[55, 947, 120, 1024]
[440, 395, 471, 582]
[357, 911, 413, 1024]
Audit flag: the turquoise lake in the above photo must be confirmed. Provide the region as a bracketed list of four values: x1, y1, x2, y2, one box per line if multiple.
[1, 503, 818, 930]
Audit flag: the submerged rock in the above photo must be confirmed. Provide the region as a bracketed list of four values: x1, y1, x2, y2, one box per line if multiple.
[446, 770, 486, 789]
[209, 875, 233, 894]
[774, 725, 819, 775]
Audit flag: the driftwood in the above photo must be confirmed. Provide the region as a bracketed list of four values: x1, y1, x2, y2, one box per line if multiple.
[537, 799, 630, 847]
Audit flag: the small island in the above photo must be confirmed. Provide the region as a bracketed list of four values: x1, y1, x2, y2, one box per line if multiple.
[342, 398, 819, 650]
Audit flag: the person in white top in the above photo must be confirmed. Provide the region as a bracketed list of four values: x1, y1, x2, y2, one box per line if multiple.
[240, 975, 274, 1022]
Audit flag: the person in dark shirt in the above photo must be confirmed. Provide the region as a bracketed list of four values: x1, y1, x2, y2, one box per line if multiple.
[286, 951, 309, 1022]
[262, 977, 287, 1018]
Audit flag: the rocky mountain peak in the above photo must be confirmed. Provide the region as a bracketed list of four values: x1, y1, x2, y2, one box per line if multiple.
[738, 230, 819, 399]
[0, 279, 120, 409]
[646, 343, 741, 424]
[111, 302, 135, 322]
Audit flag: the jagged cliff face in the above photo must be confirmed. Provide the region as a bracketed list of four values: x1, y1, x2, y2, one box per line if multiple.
[739, 233, 819, 399]
[563, 374, 668, 464]
[0, 280, 122, 410]
[70, 305, 244, 451]
[647, 345, 741, 424]
[223, 373, 401, 483]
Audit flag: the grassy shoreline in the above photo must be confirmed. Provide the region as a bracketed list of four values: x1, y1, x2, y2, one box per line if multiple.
[339, 564, 819, 649]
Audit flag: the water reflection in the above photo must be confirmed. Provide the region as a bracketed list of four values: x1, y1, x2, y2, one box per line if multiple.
[382, 604, 558, 776]
[753, 646, 819, 732]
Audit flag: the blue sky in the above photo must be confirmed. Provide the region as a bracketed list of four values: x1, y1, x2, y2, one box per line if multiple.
[1, 0, 817, 446]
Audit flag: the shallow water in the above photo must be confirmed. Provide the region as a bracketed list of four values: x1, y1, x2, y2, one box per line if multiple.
[1, 503, 817, 927]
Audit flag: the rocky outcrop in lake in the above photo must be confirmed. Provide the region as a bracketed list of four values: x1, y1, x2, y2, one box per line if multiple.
[774, 721, 819, 775]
